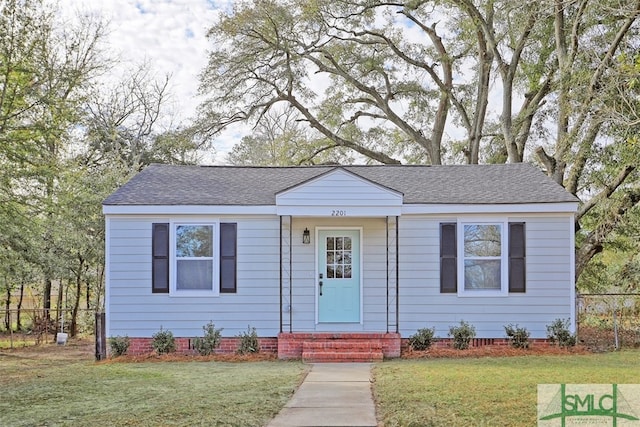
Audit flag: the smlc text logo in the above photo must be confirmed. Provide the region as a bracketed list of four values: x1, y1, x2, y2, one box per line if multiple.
[538, 384, 640, 426]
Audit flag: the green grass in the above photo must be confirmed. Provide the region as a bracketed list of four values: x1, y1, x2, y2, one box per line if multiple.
[0, 335, 39, 349]
[6, 341, 639, 426]
[373, 351, 640, 427]
[0, 344, 307, 427]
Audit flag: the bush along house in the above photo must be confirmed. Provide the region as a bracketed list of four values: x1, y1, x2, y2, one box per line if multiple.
[102, 163, 579, 361]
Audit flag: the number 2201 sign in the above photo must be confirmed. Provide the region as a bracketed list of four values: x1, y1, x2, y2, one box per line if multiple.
[331, 210, 346, 216]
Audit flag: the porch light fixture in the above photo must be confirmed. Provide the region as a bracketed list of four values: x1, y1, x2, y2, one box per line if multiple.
[302, 228, 311, 244]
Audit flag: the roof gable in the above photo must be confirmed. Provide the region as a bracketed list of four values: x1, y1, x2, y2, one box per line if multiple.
[276, 168, 403, 216]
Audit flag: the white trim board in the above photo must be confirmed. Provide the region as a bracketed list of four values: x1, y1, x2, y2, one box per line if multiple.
[104, 202, 578, 216]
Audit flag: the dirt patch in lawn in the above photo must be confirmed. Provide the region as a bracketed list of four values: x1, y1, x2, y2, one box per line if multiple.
[0, 336, 95, 361]
[402, 344, 590, 359]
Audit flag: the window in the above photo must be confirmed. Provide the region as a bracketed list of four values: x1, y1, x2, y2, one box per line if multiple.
[462, 223, 503, 291]
[176, 225, 214, 291]
[151, 222, 237, 295]
[439, 221, 526, 296]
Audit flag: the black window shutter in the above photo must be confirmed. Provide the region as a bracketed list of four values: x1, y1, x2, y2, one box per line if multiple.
[508, 222, 526, 293]
[220, 223, 237, 293]
[152, 223, 169, 294]
[440, 223, 457, 293]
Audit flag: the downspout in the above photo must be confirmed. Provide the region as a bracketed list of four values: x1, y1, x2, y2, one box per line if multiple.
[289, 217, 292, 333]
[386, 216, 390, 333]
[279, 216, 283, 334]
[396, 216, 400, 334]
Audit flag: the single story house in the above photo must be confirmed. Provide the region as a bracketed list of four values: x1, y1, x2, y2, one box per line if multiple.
[102, 163, 579, 360]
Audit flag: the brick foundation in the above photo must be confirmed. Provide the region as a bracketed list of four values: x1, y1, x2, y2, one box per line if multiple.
[123, 337, 278, 357]
[400, 337, 553, 352]
[277, 332, 402, 360]
[123, 334, 551, 358]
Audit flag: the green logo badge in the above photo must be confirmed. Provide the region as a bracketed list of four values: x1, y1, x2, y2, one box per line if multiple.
[538, 384, 640, 426]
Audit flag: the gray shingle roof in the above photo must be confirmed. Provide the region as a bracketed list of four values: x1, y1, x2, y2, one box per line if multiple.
[103, 163, 579, 206]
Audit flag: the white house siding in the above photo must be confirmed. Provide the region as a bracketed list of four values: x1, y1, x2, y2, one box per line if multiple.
[276, 169, 402, 217]
[106, 215, 282, 338]
[398, 214, 574, 339]
[107, 213, 573, 340]
[288, 217, 389, 332]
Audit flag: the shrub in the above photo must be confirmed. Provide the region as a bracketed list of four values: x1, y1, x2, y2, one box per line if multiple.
[546, 318, 576, 347]
[408, 327, 436, 351]
[152, 327, 176, 354]
[504, 324, 530, 349]
[237, 325, 259, 354]
[108, 335, 130, 357]
[448, 320, 476, 350]
[193, 321, 223, 356]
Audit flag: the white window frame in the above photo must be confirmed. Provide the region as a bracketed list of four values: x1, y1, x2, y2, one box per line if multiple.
[457, 219, 508, 297]
[170, 221, 220, 297]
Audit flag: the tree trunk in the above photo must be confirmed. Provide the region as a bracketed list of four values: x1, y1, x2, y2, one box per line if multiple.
[86, 276, 91, 310]
[70, 257, 84, 337]
[4, 284, 10, 331]
[93, 264, 105, 312]
[43, 278, 52, 321]
[55, 279, 64, 337]
[16, 282, 24, 331]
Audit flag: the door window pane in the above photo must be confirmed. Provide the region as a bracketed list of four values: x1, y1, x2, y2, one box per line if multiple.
[327, 265, 335, 278]
[325, 235, 353, 279]
[327, 237, 334, 250]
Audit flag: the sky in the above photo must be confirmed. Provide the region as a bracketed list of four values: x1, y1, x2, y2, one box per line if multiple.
[59, 0, 240, 163]
[56, 0, 484, 165]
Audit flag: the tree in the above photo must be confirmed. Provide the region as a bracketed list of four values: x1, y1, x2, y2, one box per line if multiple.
[226, 106, 354, 165]
[83, 65, 202, 169]
[198, 0, 640, 284]
[0, 0, 109, 318]
[1, 1, 198, 334]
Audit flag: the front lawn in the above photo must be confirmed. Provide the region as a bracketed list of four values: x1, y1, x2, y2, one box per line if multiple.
[373, 351, 640, 426]
[0, 341, 307, 427]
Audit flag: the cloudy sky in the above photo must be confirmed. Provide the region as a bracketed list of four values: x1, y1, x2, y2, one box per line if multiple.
[60, 0, 240, 162]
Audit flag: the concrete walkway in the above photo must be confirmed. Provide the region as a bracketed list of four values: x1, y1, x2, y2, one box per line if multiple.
[266, 363, 378, 427]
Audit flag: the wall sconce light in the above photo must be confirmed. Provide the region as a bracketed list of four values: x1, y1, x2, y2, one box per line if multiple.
[302, 228, 311, 244]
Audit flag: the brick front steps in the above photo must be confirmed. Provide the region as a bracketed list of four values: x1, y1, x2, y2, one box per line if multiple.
[302, 340, 384, 363]
[278, 332, 401, 362]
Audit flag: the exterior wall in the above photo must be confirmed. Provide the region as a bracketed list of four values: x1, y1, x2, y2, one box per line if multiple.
[106, 215, 282, 339]
[106, 212, 574, 344]
[398, 214, 574, 339]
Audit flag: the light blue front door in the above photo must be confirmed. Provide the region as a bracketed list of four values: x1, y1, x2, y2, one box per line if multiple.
[318, 229, 361, 323]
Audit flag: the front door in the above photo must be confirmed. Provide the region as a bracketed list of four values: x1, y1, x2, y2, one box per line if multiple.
[317, 229, 361, 323]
